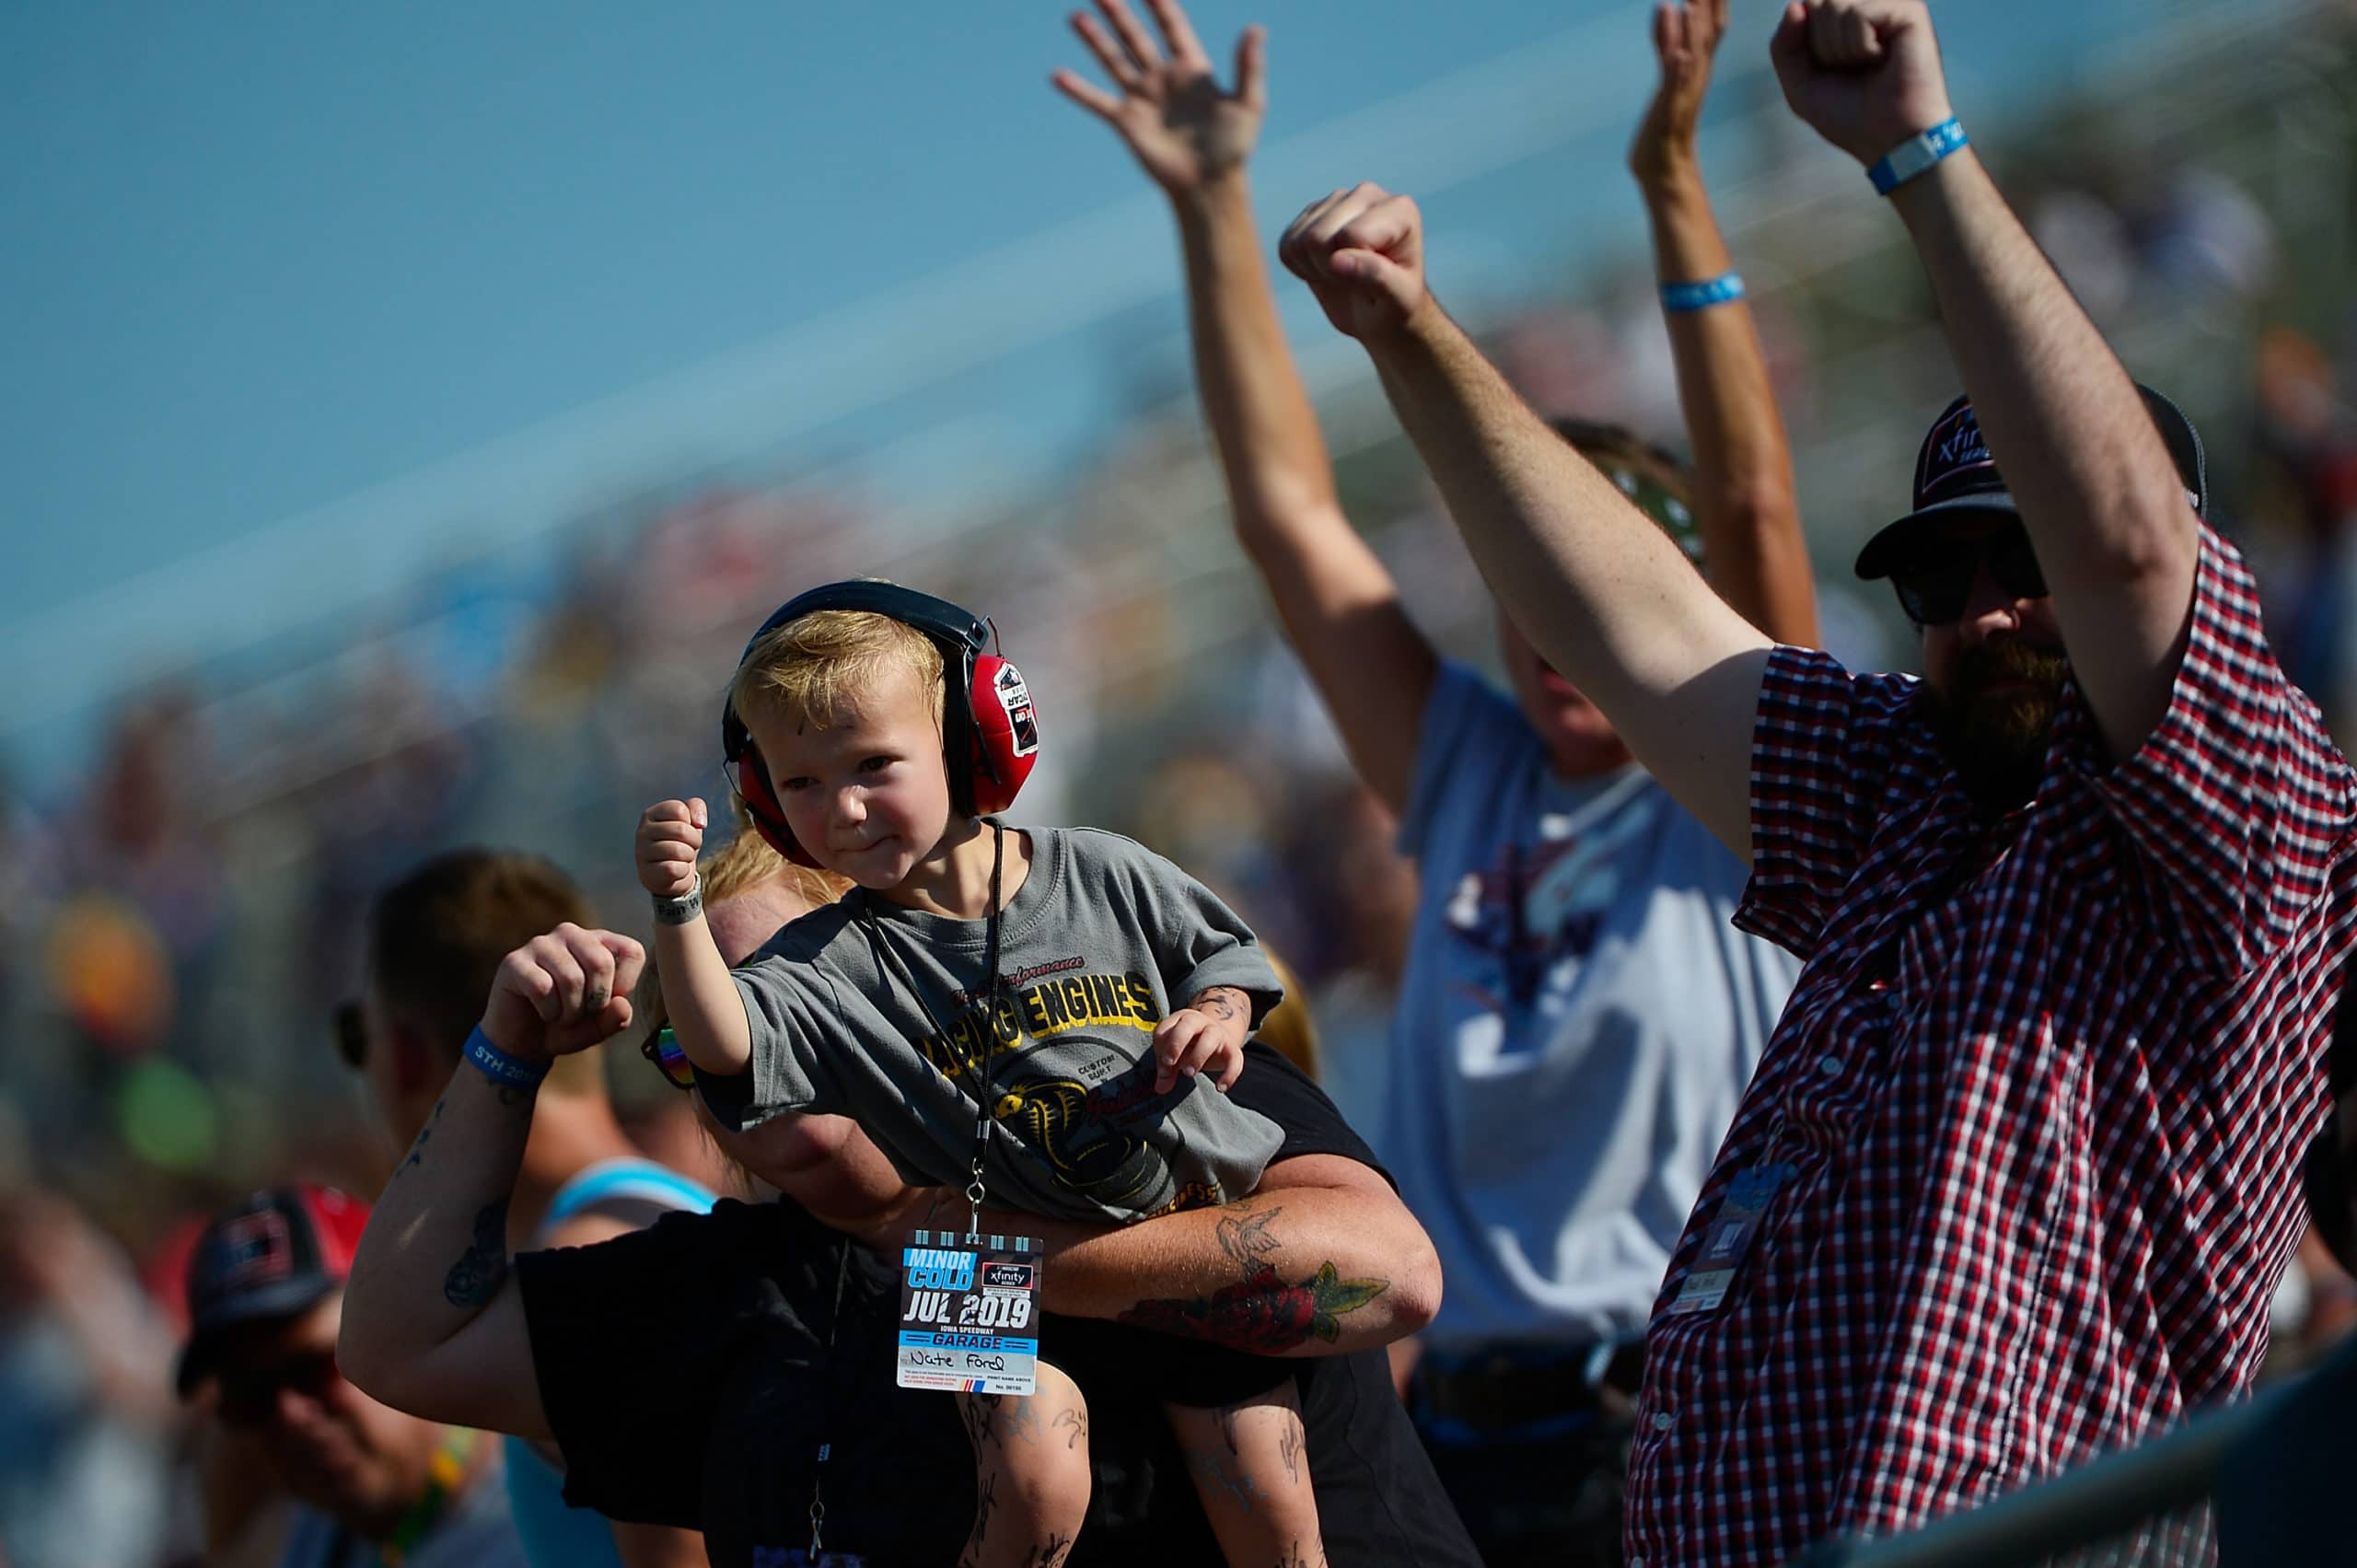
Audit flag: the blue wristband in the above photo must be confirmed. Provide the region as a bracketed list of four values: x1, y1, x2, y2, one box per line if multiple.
[1867, 116, 1968, 195]
[463, 1026, 551, 1089]
[1660, 273, 1747, 313]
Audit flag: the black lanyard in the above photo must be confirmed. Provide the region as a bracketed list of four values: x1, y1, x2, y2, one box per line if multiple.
[858, 820, 1007, 1238]
[963, 821, 1007, 1238]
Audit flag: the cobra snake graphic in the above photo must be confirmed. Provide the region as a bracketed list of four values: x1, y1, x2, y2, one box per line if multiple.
[991, 1076, 1158, 1206]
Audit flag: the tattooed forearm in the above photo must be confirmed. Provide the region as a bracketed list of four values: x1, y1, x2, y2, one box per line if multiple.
[441, 1198, 510, 1307]
[1118, 1260, 1387, 1352]
[397, 1097, 448, 1175]
[1120, 1204, 1389, 1353]
[1215, 1204, 1285, 1272]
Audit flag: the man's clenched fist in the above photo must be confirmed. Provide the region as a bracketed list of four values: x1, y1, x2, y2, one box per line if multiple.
[1277, 182, 1432, 343]
[1769, 0, 1956, 170]
[481, 924, 645, 1063]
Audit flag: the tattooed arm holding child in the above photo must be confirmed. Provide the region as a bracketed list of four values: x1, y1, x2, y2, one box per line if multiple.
[339, 922, 1438, 1436]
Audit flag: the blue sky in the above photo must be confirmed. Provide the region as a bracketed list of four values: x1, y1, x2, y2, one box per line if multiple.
[1, 0, 2208, 777]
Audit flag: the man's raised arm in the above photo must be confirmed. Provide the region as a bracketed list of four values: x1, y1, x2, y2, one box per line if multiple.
[1276, 184, 1773, 859]
[1053, 0, 1436, 813]
[339, 924, 642, 1438]
[1770, 0, 2200, 761]
[1631, 0, 1819, 647]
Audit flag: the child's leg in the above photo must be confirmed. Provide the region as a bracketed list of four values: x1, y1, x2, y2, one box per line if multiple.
[954, 1360, 1090, 1568]
[1165, 1379, 1327, 1568]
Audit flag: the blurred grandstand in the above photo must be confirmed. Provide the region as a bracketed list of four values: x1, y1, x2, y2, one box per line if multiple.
[0, 7, 2353, 1559]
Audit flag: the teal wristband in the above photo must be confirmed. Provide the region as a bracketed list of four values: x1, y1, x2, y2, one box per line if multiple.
[1660, 273, 1746, 313]
[463, 1026, 551, 1089]
[1867, 117, 1968, 195]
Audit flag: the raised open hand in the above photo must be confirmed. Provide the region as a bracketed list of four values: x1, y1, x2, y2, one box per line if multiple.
[1051, 0, 1266, 195]
[1278, 182, 1430, 343]
[1631, 0, 1730, 186]
[1769, 0, 1954, 168]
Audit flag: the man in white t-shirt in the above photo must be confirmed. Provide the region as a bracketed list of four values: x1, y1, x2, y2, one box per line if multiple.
[1050, 0, 1815, 1558]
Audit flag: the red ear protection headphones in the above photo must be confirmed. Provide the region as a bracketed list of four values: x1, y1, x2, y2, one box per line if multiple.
[720, 582, 1040, 868]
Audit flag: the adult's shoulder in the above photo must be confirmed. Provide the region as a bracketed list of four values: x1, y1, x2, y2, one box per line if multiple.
[1761, 643, 1921, 721]
[1750, 645, 1940, 802]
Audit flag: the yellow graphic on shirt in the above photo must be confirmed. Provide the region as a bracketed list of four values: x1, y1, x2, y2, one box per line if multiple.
[911, 969, 1178, 1204]
[911, 970, 1159, 1080]
[993, 1077, 1159, 1204]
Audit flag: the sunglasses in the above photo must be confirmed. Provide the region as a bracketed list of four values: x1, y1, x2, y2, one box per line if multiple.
[641, 1025, 696, 1092]
[217, 1349, 343, 1427]
[332, 1001, 366, 1071]
[1887, 526, 2048, 624]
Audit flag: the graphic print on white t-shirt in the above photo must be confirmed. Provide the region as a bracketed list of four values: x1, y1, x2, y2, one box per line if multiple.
[1445, 769, 1661, 1079]
[1391, 663, 1800, 1345]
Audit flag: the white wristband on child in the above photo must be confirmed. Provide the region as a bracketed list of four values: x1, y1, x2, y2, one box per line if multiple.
[652, 874, 703, 926]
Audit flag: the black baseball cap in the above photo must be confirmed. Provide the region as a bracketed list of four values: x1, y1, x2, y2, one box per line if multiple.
[175, 1185, 370, 1398]
[1853, 386, 2208, 581]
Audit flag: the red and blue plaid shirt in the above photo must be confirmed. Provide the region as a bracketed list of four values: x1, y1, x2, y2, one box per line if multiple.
[1623, 527, 2357, 1566]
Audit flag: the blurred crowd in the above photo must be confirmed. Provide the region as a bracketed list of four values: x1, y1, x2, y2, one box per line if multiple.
[3, 5, 2356, 1563]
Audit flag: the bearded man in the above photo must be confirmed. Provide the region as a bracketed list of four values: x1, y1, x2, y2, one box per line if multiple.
[1272, 0, 2357, 1557]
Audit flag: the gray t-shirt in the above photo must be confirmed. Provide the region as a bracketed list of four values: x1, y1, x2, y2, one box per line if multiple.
[708, 823, 1287, 1223]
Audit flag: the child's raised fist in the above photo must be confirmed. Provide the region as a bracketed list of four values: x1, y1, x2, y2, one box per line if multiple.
[636, 797, 708, 899]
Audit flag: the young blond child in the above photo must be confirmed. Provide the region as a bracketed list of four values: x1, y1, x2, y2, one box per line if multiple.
[637, 582, 1325, 1567]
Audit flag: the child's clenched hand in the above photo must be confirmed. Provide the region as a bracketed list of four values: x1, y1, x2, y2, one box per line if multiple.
[636, 797, 707, 899]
